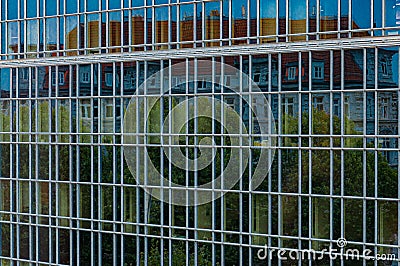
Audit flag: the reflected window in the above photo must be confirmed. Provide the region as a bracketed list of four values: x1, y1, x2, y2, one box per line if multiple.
[313, 96, 324, 111]
[367, 98, 374, 118]
[81, 72, 90, 83]
[59, 72, 65, 85]
[7, 22, 19, 54]
[26, 20, 38, 53]
[253, 73, 261, 83]
[81, 103, 93, 118]
[123, 187, 136, 232]
[224, 75, 231, 86]
[20, 68, 29, 80]
[51, 72, 56, 86]
[45, 18, 57, 51]
[312, 62, 324, 80]
[344, 96, 350, 118]
[105, 105, 113, 118]
[381, 60, 389, 76]
[52, 72, 65, 86]
[380, 97, 389, 119]
[124, 70, 136, 88]
[287, 66, 296, 80]
[197, 80, 207, 89]
[105, 73, 113, 87]
[334, 99, 340, 116]
[283, 97, 294, 116]
[226, 98, 235, 109]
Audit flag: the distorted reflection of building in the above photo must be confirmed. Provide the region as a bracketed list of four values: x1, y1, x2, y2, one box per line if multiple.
[61, 9, 375, 53]
[243, 49, 399, 167]
[6, 44, 398, 166]
[2, 1, 400, 264]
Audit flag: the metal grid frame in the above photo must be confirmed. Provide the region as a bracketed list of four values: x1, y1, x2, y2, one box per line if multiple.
[0, 0, 399, 266]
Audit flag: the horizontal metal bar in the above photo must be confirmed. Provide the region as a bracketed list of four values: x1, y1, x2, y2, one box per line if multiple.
[2, 36, 400, 68]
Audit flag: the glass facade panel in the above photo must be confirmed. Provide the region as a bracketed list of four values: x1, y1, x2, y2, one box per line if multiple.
[288, 0, 306, 41]
[0, 1, 399, 265]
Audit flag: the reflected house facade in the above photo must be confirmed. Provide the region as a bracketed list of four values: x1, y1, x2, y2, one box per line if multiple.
[247, 49, 399, 166]
[0, 1, 400, 265]
[62, 10, 369, 51]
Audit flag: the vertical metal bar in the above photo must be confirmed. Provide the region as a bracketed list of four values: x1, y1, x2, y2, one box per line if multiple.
[248, 54, 253, 266]
[119, 61, 124, 266]
[340, 48, 345, 266]
[374, 47, 379, 266]
[168, 58, 173, 266]
[370, 0, 374, 37]
[211, 56, 216, 266]
[194, 57, 198, 266]
[306, 0, 309, 41]
[348, 0, 352, 38]
[275, 0, 279, 42]
[143, 60, 148, 266]
[298, 51, 303, 266]
[201, 0, 205, 47]
[286, 0, 289, 42]
[159, 59, 164, 265]
[316, 0, 320, 40]
[267, 53, 273, 266]
[277, 52, 282, 266]
[308, 50, 313, 266]
[362, 48, 367, 266]
[55, 65, 60, 266]
[256, 0, 260, 44]
[185, 57, 190, 266]
[239, 55, 243, 264]
[220, 55, 225, 266]
[69, 64, 74, 265]
[337, 0, 341, 38]
[135, 60, 141, 266]
[228, 0, 232, 46]
[329, 49, 334, 266]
